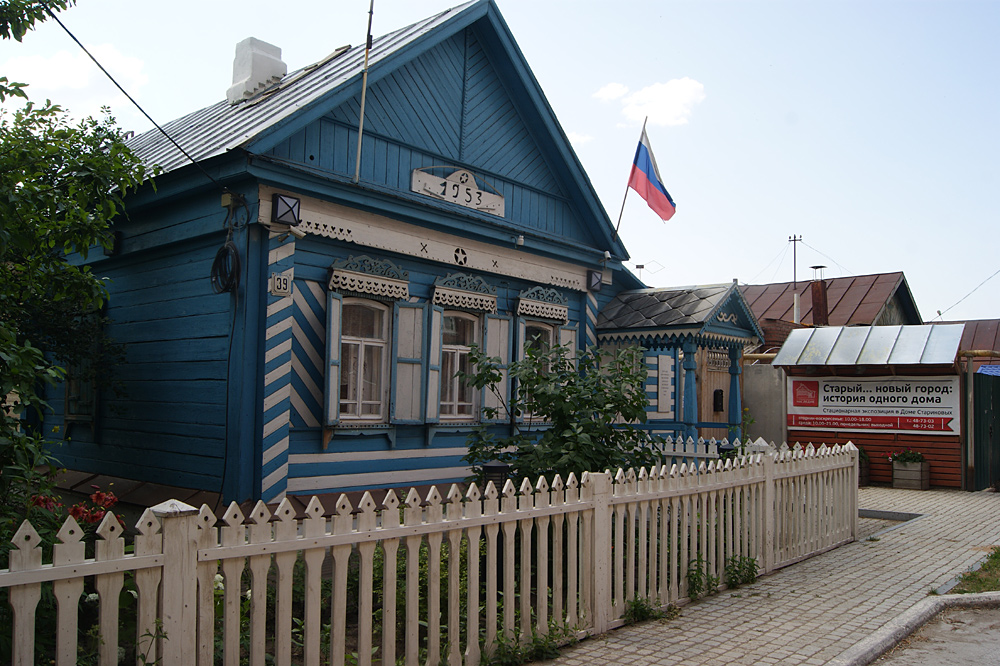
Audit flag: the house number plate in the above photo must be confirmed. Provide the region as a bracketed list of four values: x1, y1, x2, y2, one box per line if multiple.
[411, 168, 504, 216]
[270, 272, 292, 297]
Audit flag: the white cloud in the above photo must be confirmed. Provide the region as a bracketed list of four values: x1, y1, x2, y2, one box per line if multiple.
[593, 82, 629, 102]
[621, 78, 706, 127]
[1, 44, 148, 122]
[567, 131, 593, 147]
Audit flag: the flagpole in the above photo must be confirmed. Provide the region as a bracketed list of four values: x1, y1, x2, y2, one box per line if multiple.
[353, 0, 375, 184]
[614, 116, 648, 238]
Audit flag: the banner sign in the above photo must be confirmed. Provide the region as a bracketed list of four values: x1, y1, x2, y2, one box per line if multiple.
[787, 376, 960, 436]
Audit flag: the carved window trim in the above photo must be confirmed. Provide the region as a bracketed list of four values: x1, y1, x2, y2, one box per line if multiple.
[327, 255, 409, 301]
[516, 286, 568, 322]
[431, 273, 497, 313]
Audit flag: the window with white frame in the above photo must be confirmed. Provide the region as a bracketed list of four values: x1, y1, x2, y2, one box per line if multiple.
[440, 312, 479, 420]
[340, 300, 389, 421]
[524, 322, 555, 358]
[521, 322, 555, 421]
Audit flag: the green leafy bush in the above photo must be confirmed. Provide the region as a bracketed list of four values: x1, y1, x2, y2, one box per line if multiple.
[887, 449, 924, 463]
[462, 343, 660, 484]
[723, 555, 759, 588]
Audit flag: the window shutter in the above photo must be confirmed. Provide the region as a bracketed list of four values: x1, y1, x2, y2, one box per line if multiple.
[515, 318, 527, 361]
[559, 323, 578, 361]
[392, 302, 426, 424]
[483, 313, 512, 423]
[325, 291, 343, 426]
[425, 305, 444, 423]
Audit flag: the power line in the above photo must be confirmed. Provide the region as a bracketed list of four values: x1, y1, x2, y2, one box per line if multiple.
[800, 240, 851, 276]
[748, 243, 790, 284]
[768, 243, 792, 283]
[932, 266, 1000, 321]
[43, 5, 227, 193]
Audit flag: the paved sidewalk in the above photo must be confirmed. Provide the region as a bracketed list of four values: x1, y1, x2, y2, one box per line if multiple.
[542, 487, 1000, 666]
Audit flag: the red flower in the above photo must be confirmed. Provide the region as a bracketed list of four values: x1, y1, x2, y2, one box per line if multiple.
[30, 495, 61, 511]
[68, 504, 88, 521]
[90, 490, 118, 509]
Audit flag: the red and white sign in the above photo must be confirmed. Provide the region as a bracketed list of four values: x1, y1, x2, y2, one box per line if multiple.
[786, 376, 960, 436]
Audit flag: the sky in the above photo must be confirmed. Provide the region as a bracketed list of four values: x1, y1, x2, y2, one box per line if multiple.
[2, 0, 998, 321]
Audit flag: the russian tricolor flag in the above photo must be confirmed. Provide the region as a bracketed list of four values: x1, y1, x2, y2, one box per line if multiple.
[628, 128, 676, 221]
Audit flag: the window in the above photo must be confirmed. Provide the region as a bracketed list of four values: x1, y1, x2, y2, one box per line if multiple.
[524, 322, 555, 359]
[440, 312, 479, 420]
[340, 300, 389, 421]
[521, 322, 555, 421]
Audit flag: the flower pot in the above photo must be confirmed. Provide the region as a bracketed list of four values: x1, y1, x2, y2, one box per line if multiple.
[892, 461, 930, 490]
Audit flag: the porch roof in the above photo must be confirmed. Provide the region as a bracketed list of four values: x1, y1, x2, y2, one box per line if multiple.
[773, 324, 965, 367]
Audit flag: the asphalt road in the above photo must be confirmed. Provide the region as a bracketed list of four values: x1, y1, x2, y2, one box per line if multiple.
[875, 606, 1000, 665]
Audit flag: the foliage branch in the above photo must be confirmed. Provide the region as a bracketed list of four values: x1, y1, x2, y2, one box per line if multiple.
[0, 0, 153, 556]
[461, 342, 660, 484]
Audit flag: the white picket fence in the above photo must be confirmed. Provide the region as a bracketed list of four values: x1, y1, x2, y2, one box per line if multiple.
[0, 442, 858, 666]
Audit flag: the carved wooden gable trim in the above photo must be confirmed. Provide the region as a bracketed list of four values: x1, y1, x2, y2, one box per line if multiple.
[517, 286, 568, 321]
[328, 255, 410, 301]
[432, 273, 497, 313]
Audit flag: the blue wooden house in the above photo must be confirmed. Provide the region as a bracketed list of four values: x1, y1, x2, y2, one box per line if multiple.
[44, 1, 761, 504]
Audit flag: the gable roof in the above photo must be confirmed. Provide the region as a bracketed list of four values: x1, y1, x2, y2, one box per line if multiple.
[597, 281, 764, 345]
[128, 2, 478, 174]
[127, 0, 629, 258]
[739, 272, 921, 326]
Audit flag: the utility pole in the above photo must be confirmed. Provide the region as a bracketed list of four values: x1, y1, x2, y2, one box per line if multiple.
[788, 235, 802, 287]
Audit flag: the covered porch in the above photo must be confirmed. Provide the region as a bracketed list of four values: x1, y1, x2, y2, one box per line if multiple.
[597, 280, 763, 441]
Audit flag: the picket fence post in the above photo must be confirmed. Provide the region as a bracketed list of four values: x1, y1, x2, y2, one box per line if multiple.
[847, 442, 859, 540]
[587, 471, 612, 634]
[762, 453, 776, 574]
[152, 499, 201, 665]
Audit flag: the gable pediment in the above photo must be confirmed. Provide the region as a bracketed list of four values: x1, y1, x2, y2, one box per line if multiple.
[260, 18, 618, 255]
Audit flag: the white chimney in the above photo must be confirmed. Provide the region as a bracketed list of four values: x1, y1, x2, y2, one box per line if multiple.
[227, 37, 286, 105]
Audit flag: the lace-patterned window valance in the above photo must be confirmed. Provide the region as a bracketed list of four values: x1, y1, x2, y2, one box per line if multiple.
[327, 255, 409, 301]
[516, 286, 568, 321]
[432, 273, 497, 313]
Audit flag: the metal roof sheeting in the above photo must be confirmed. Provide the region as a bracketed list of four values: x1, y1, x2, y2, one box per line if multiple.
[739, 272, 920, 326]
[126, 1, 478, 174]
[773, 324, 965, 367]
[597, 284, 733, 330]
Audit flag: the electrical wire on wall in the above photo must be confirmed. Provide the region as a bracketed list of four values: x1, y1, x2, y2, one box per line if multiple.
[213, 195, 255, 510]
[211, 198, 248, 294]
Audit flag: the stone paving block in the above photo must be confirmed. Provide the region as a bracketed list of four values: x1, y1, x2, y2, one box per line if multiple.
[545, 488, 1000, 666]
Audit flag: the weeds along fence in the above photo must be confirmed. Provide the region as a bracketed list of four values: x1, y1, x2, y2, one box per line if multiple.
[0, 442, 858, 666]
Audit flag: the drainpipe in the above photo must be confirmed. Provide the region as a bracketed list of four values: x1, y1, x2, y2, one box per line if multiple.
[958, 349, 1000, 490]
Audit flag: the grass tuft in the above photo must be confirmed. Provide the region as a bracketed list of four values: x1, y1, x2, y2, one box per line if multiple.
[951, 546, 1000, 594]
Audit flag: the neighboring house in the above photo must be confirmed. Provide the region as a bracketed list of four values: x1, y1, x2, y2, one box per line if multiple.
[739, 272, 923, 444]
[43, 0, 645, 504]
[740, 271, 923, 352]
[597, 282, 763, 441]
[774, 324, 966, 488]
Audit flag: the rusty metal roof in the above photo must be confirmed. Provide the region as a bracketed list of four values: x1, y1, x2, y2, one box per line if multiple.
[935, 318, 1000, 370]
[773, 324, 965, 367]
[956, 318, 1000, 353]
[127, 1, 478, 174]
[739, 272, 921, 326]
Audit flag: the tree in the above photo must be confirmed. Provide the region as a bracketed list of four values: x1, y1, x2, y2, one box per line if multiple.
[461, 343, 661, 485]
[0, 0, 153, 539]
